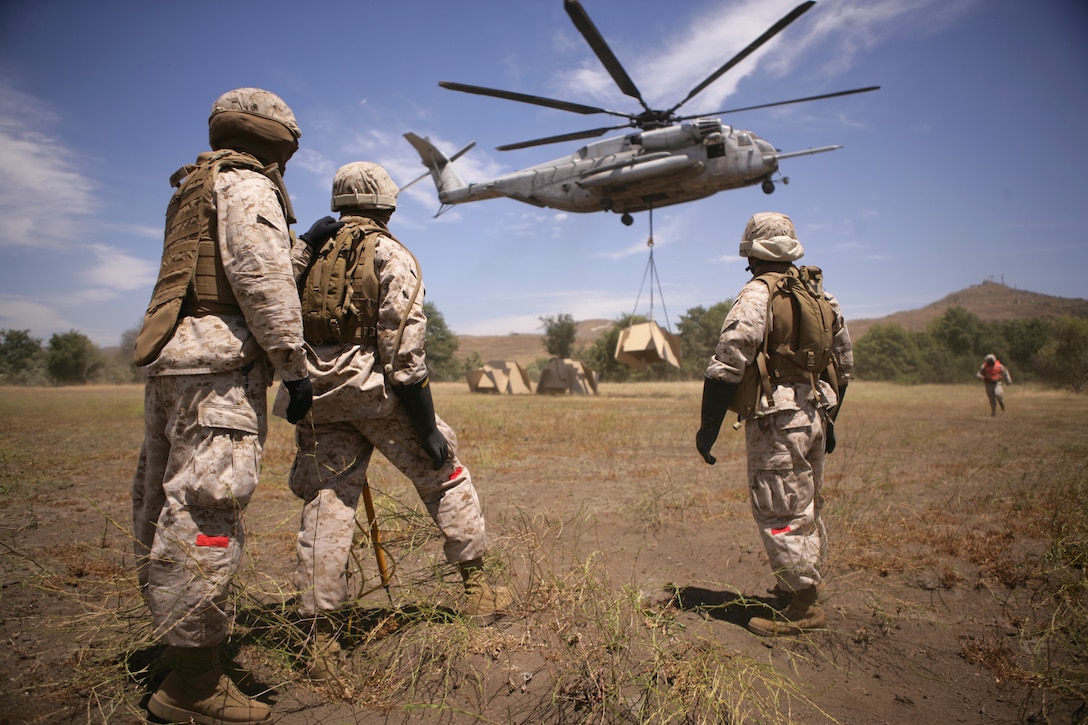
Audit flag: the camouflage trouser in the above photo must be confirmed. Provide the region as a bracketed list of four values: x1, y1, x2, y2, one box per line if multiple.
[984, 380, 1005, 413]
[745, 405, 828, 592]
[131, 365, 269, 647]
[289, 405, 487, 617]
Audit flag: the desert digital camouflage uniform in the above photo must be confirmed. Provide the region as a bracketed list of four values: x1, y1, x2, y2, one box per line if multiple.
[283, 217, 488, 618]
[705, 279, 854, 593]
[132, 165, 307, 648]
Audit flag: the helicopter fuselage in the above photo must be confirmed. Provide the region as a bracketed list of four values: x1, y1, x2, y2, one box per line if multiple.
[407, 1, 876, 224]
[437, 118, 779, 215]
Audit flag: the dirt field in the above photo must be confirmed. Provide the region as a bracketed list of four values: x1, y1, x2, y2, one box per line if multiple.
[0, 381, 1085, 724]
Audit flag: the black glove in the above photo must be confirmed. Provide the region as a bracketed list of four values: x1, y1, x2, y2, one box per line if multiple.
[695, 377, 737, 465]
[831, 382, 848, 421]
[394, 377, 449, 470]
[299, 216, 344, 248]
[825, 382, 847, 455]
[284, 377, 313, 424]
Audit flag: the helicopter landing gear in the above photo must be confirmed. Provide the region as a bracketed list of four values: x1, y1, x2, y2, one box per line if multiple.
[621, 213, 634, 226]
[762, 175, 791, 194]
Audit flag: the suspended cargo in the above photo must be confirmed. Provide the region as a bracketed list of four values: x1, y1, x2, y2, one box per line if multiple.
[536, 358, 598, 395]
[465, 360, 533, 394]
[614, 320, 682, 370]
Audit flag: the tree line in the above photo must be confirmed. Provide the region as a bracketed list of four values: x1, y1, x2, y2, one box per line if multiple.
[3, 303, 1085, 392]
[0, 302, 466, 387]
[851, 307, 1088, 391]
[539, 304, 1088, 392]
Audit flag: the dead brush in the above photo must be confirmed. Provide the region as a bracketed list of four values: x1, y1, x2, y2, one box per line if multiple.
[823, 383, 1088, 718]
[3, 381, 1088, 723]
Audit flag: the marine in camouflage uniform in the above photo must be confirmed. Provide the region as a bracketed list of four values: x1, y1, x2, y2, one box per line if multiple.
[976, 353, 1012, 415]
[130, 89, 340, 725]
[695, 212, 853, 637]
[281, 162, 509, 683]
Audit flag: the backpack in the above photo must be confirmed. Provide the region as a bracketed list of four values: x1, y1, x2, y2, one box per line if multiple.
[729, 265, 838, 418]
[300, 222, 421, 356]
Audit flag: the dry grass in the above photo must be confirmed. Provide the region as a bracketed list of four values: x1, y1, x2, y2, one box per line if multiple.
[0, 381, 1085, 723]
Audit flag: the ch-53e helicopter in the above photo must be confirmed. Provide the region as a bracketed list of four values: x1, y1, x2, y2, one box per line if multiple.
[405, 0, 879, 226]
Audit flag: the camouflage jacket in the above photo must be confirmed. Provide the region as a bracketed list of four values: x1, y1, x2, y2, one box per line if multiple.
[279, 219, 428, 422]
[141, 167, 307, 381]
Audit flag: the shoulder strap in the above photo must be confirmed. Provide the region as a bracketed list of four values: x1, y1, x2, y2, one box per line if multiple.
[753, 272, 782, 410]
[348, 224, 424, 374]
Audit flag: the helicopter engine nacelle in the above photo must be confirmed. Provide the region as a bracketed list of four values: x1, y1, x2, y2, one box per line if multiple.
[635, 119, 725, 151]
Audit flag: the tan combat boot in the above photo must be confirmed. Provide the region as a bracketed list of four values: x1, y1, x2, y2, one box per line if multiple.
[304, 617, 354, 696]
[748, 585, 826, 636]
[459, 558, 513, 626]
[148, 645, 271, 725]
[768, 578, 826, 601]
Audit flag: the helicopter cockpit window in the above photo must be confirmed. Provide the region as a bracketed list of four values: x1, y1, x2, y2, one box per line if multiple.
[737, 133, 752, 147]
[704, 133, 726, 159]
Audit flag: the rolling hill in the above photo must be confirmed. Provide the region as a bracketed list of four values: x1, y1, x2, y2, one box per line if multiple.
[452, 281, 1088, 365]
[846, 280, 1088, 341]
[453, 319, 611, 368]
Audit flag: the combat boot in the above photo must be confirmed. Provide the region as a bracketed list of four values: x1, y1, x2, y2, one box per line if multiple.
[304, 617, 354, 696]
[459, 558, 513, 626]
[768, 578, 826, 601]
[748, 585, 826, 637]
[148, 645, 271, 725]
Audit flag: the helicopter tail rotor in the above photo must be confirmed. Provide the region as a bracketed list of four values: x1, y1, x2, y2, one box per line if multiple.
[404, 132, 472, 216]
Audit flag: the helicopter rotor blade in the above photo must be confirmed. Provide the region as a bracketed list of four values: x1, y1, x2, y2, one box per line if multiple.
[669, 1, 816, 115]
[439, 81, 632, 119]
[686, 85, 881, 118]
[564, 0, 650, 111]
[495, 125, 630, 151]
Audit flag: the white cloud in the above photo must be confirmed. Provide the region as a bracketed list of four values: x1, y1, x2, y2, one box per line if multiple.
[0, 296, 71, 335]
[0, 87, 98, 248]
[84, 244, 158, 292]
[292, 147, 338, 179]
[549, 0, 975, 120]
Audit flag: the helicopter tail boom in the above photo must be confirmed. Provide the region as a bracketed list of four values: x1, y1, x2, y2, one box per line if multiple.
[404, 132, 470, 203]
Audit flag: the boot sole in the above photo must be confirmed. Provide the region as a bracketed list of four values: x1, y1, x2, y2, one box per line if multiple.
[148, 692, 272, 725]
[470, 611, 503, 626]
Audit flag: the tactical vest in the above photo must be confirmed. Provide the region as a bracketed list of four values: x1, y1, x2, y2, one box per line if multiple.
[982, 361, 1005, 382]
[300, 222, 421, 363]
[133, 150, 293, 366]
[730, 265, 838, 418]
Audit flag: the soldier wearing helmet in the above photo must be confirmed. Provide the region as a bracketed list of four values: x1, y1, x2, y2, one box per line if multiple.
[281, 161, 510, 685]
[976, 353, 1012, 415]
[131, 88, 341, 725]
[694, 212, 854, 637]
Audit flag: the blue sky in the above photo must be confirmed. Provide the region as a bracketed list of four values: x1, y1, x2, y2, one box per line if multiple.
[1, 0, 1086, 348]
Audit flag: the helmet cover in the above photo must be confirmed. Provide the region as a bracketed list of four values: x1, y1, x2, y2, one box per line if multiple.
[739, 211, 804, 262]
[331, 161, 399, 211]
[209, 87, 301, 139]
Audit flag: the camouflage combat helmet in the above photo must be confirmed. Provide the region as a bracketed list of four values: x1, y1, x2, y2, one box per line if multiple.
[331, 161, 398, 212]
[209, 87, 301, 139]
[739, 211, 804, 262]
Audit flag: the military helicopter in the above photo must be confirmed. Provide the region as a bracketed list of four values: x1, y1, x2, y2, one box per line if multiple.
[405, 0, 879, 226]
